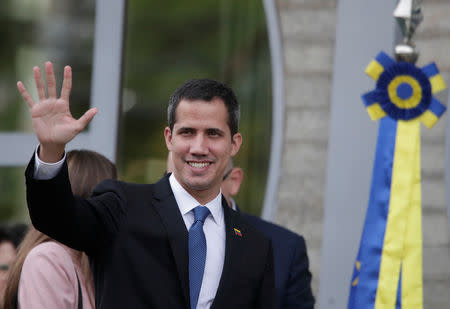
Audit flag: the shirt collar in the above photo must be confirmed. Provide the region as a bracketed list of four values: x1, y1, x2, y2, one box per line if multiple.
[230, 197, 237, 211]
[169, 174, 223, 225]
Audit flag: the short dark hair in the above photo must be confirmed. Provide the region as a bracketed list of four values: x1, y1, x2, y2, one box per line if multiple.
[0, 225, 12, 244]
[0, 223, 28, 248]
[223, 157, 234, 181]
[167, 79, 240, 136]
[9, 223, 29, 248]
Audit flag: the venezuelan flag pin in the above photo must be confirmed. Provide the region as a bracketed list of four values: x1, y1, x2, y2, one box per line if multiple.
[234, 228, 242, 237]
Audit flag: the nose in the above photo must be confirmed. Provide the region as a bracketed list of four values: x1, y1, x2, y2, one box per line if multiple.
[190, 133, 209, 156]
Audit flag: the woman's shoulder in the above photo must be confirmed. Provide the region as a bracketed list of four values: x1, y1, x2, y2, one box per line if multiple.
[26, 241, 70, 257]
[23, 241, 75, 273]
[18, 242, 80, 308]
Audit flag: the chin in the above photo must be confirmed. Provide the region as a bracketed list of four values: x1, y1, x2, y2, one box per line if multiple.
[186, 181, 211, 191]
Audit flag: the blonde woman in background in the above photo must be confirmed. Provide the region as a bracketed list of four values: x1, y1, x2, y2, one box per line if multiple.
[4, 150, 117, 309]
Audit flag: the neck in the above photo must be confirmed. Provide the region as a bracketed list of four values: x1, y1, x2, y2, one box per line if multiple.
[186, 187, 220, 205]
[171, 173, 221, 205]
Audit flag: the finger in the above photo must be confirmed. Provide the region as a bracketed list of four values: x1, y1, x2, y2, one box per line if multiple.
[33, 66, 46, 100]
[45, 61, 57, 98]
[60, 66, 72, 101]
[76, 107, 98, 131]
[17, 81, 35, 108]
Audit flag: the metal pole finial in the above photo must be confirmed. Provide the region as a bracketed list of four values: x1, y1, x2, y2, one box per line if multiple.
[394, 0, 423, 63]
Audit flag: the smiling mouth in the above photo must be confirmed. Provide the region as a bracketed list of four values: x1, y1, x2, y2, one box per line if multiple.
[188, 162, 211, 168]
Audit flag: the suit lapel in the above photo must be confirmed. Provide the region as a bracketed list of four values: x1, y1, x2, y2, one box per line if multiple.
[152, 175, 190, 308]
[211, 196, 246, 308]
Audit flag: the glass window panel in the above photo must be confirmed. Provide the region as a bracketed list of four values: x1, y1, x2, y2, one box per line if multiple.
[0, 167, 28, 223]
[120, 0, 272, 215]
[0, 0, 96, 133]
[0, 0, 95, 221]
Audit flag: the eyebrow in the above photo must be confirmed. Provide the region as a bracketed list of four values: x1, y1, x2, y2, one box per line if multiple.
[175, 127, 195, 134]
[206, 128, 225, 135]
[175, 127, 225, 135]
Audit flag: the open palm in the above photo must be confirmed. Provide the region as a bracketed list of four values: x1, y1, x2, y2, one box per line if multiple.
[17, 62, 97, 160]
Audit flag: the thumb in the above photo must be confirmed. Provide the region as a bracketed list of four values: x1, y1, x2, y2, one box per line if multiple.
[77, 107, 98, 129]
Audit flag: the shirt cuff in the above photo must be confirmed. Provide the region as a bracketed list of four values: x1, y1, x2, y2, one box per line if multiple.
[33, 145, 66, 180]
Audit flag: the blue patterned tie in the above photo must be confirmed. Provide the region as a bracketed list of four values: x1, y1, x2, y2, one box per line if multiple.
[188, 206, 210, 309]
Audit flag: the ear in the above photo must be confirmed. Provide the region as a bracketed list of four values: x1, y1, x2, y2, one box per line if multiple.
[228, 167, 243, 196]
[164, 127, 173, 151]
[230, 133, 242, 156]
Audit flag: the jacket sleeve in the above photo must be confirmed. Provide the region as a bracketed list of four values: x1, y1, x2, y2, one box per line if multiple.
[283, 235, 315, 309]
[25, 154, 126, 255]
[258, 240, 276, 309]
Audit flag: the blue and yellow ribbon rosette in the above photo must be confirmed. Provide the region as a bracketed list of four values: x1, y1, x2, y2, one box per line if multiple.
[348, 51, 447, 309]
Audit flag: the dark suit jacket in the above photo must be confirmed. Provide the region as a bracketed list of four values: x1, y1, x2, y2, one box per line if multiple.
[241, 212, 314, 309]
[25, 157, 275, 309]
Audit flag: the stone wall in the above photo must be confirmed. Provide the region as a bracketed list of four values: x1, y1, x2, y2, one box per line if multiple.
[416, 1, 450, 307]
[275, 0, 450, 307]
[275, 0, 337, 298]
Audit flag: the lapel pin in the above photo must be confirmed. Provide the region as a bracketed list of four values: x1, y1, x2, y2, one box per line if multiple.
[234, 228, 242, 237]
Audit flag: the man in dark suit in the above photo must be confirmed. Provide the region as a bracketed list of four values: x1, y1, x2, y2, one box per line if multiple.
[18, 62, 275, 308]
[221, 160, 315, 309]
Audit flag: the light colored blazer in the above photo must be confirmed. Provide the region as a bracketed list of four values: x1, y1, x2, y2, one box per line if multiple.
[18, 241, 94, 309]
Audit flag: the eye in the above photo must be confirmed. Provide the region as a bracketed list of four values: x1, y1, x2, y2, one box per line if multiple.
[178, 128, 194, 135]
[207, 129, 222, 137]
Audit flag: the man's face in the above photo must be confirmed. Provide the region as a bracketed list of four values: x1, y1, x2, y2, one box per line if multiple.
[165, 98, 242, 203]
[0, 241, 16, 302]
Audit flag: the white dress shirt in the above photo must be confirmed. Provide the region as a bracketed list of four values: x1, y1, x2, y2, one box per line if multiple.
[169, 174, 225, 309]
[229, 197, 237, 211]
[33, 150, 225, 309]
[33, 149, 66, 179]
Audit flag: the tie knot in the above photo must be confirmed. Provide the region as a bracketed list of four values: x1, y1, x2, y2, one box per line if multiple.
[193, 206, 210, 223]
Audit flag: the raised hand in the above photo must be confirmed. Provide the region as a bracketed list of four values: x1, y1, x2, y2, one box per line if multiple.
[17, 61, 97, 162]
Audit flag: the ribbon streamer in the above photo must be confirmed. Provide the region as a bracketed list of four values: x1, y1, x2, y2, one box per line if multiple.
[348, 51, 446, 309]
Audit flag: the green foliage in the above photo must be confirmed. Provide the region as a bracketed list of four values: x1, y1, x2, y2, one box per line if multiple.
[0, 168, 26, 221]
